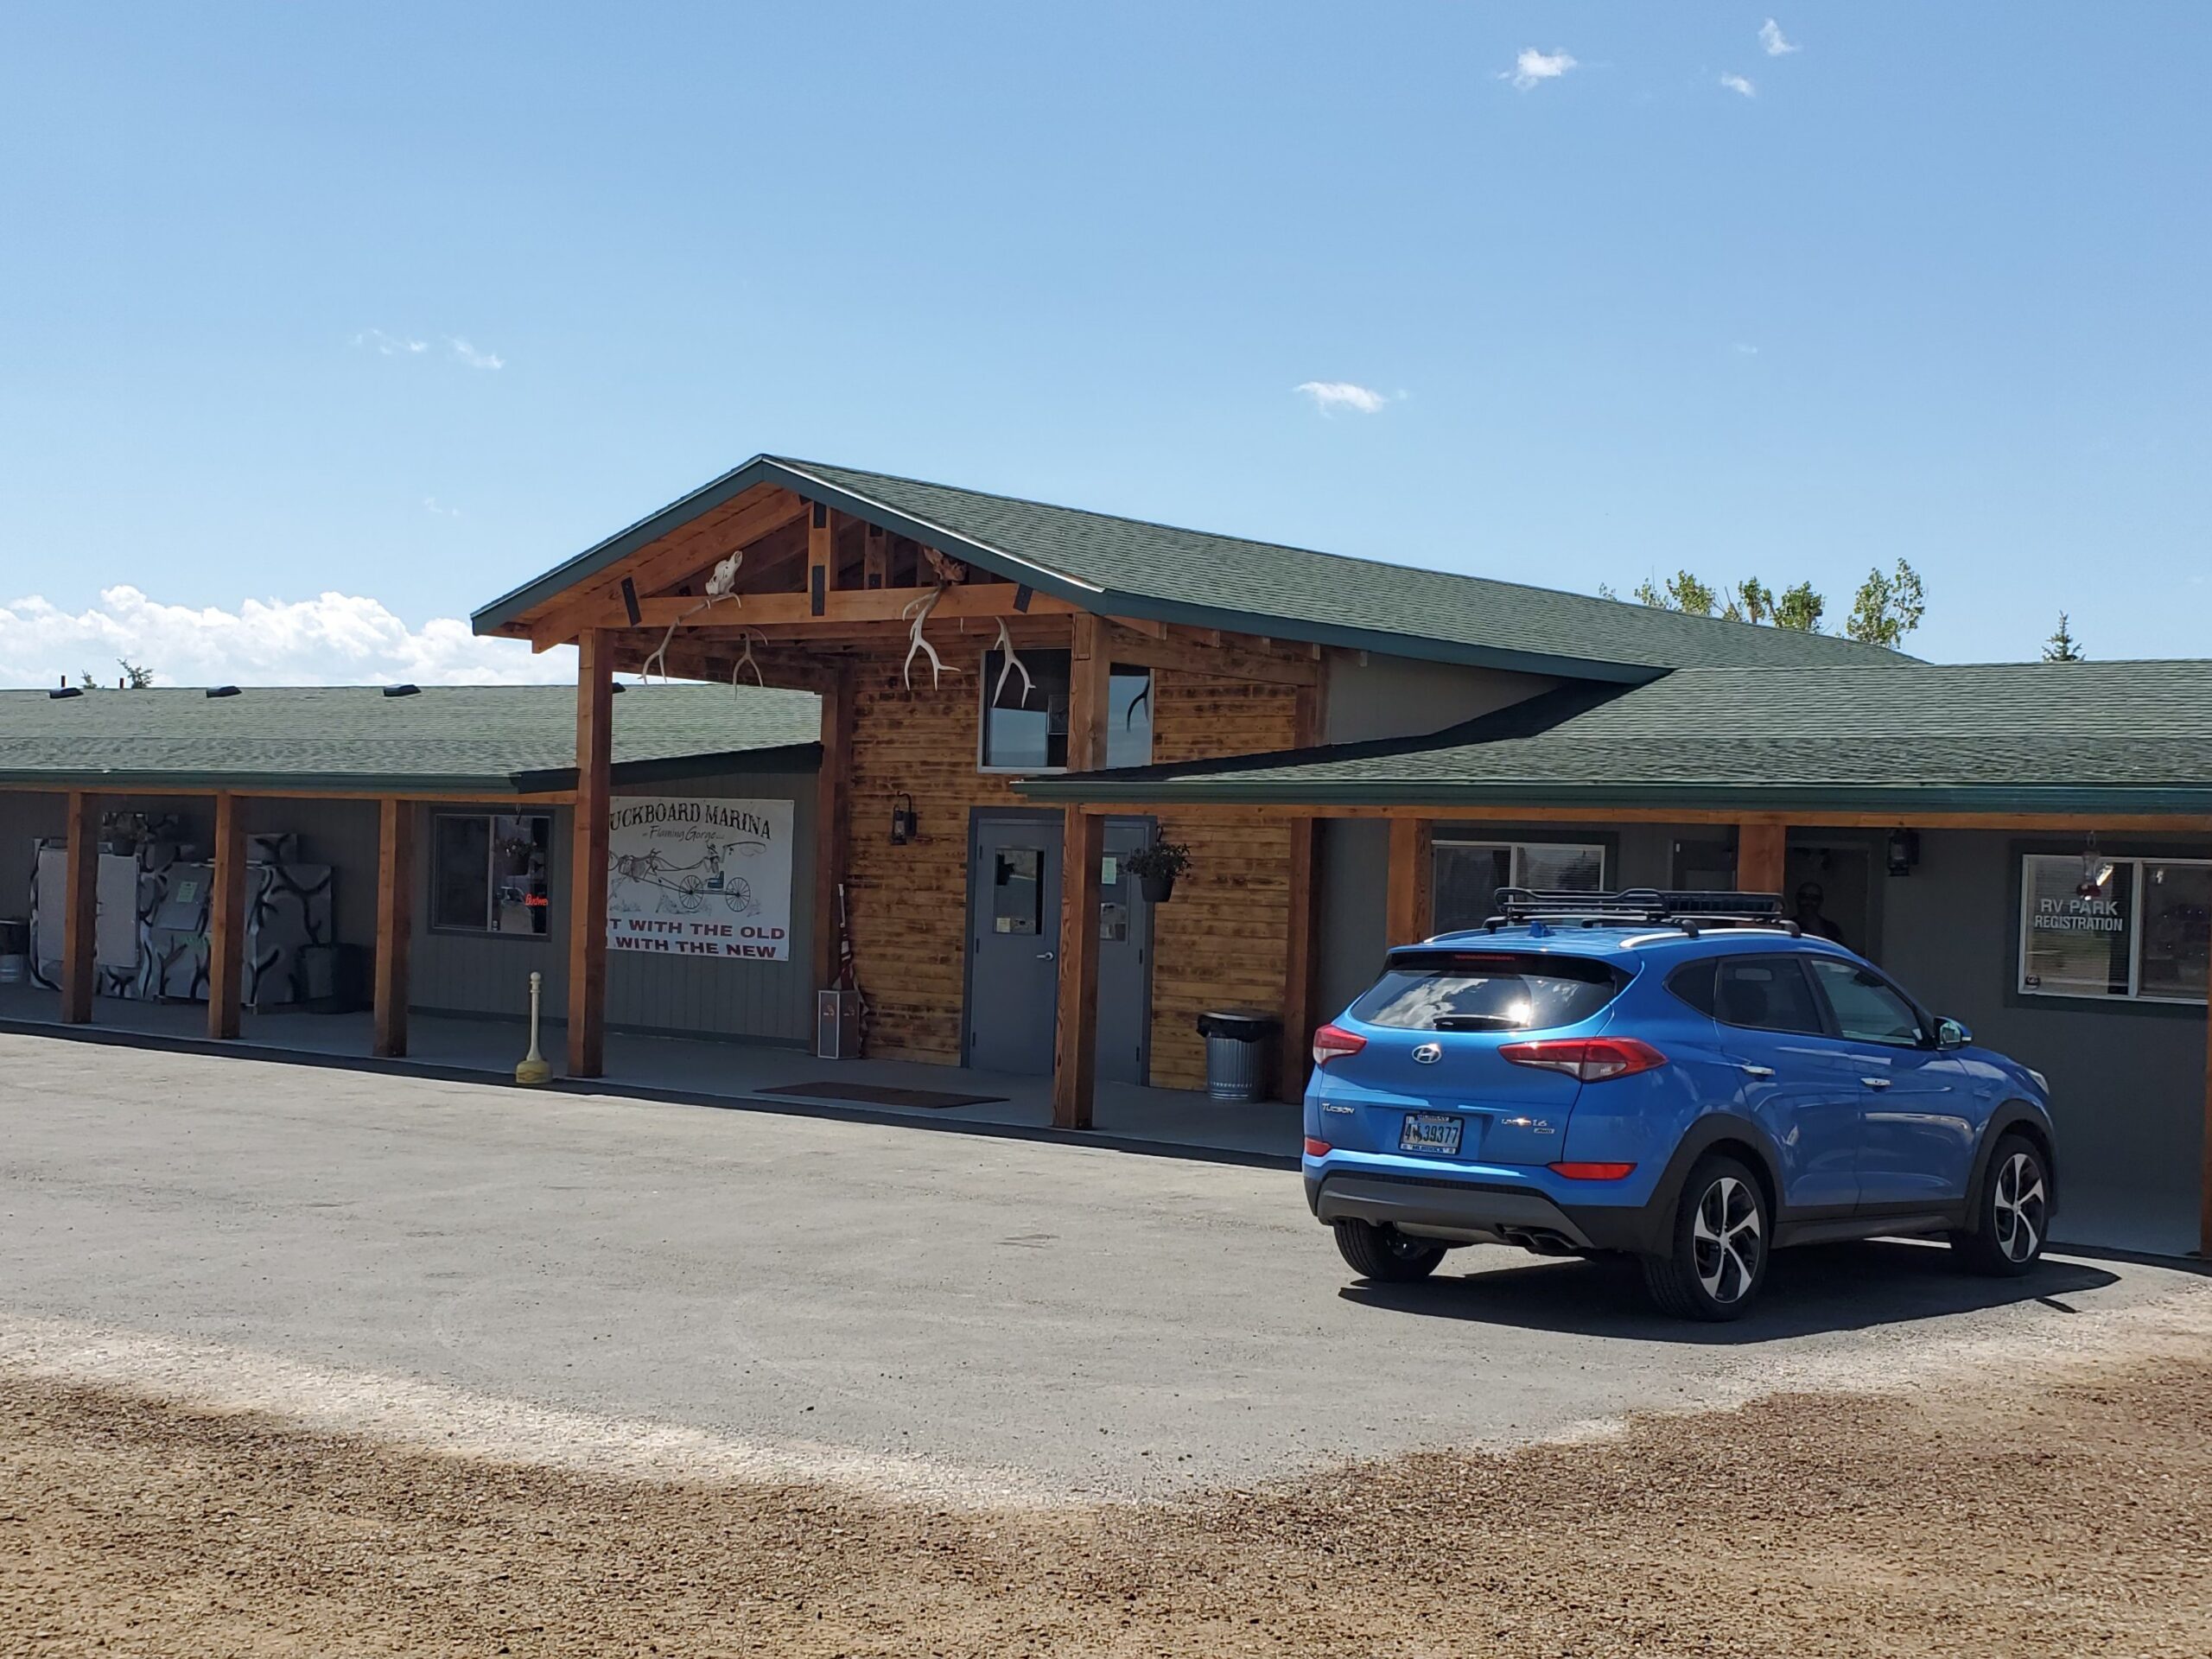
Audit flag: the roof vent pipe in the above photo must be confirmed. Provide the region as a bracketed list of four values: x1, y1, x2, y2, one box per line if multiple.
[206, 685, 241, 699]
[48, 686, 83, 700]
[382, 683, 421, 697]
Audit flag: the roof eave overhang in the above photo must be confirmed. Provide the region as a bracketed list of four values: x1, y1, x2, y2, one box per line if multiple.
[1014, 776, 2212, 820]
[470, 455, 1668, 683]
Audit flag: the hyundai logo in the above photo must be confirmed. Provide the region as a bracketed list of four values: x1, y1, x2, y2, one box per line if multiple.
[1412, 1042, 1443, 1065]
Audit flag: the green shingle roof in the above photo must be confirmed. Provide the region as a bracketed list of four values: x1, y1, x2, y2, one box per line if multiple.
[472, 454, 1911, 681]
[1019, 661, 2212, 817]
[0, 684, 822, 793]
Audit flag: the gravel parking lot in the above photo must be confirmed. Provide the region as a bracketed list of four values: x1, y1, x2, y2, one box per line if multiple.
[5, 1033, 2210, 1655]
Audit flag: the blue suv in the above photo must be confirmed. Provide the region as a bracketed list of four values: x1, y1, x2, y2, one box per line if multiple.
[1304, 890, 2056, 1320]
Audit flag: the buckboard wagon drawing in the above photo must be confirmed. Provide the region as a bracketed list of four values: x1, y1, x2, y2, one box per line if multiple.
[608, 837, 767, 918]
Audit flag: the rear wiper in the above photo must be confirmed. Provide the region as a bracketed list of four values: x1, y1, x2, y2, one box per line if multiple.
[1431, 1014, 1527, 1031]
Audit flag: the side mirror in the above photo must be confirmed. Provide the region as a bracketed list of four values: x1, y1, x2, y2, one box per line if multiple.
[1935, 1017, 1971, 1051]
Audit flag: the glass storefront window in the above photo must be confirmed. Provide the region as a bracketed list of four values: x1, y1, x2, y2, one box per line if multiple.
[978, 650, 1151, 770]
[2139, 861, 2212, 1003]
[1432, 840, 1605, 934]
[2019, 853, 2210, 1004]
[433, 812, 552, 936]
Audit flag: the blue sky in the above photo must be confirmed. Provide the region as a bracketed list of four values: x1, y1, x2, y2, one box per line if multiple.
[2, 3, 2205, 683]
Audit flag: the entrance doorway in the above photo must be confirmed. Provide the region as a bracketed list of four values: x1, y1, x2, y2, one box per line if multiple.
[1784, 841, 1877, 960]
[964, 810, 1152, 1082]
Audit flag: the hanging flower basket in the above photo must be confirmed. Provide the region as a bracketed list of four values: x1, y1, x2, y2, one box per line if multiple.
[1122, 836, 1190, 905]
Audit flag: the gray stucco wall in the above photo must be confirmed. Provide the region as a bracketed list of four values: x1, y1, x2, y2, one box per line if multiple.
[410, 767, 817, 1046]
[1321, 654, 1556, 745]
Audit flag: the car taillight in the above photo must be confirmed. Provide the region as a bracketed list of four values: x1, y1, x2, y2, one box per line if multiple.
[1312, 1023, 1366, 1067]
[1303, 1137, 1332, 1158]
[1548, 1161, 1637, 1180]
[1499, 1037, 1666, 1083]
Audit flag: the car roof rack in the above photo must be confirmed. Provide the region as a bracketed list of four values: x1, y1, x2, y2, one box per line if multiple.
[1481, 887, 1801, 939]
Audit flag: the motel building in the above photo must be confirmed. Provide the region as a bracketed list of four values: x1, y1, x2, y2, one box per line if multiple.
[2, 456, 2206, 1257]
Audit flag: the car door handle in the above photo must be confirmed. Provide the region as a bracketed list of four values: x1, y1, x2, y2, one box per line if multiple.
[1738, 1064, 1776, 1077]
[1862, 1077, 1892, 1090]
[1034, 950, 1056, 962]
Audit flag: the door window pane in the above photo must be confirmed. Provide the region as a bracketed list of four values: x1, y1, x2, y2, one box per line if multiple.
[1714, 957, 1826, 1035]
[2020, 855, 2133, 998]
[1808, 958, 1923, 1046]
[489, 815, 551, 936]
[2139, 861, 2212, 1002]
[991, 848, 1045, 935]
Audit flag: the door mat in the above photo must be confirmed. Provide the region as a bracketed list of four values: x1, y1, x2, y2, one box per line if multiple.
[756, 1081, 1008, 1110]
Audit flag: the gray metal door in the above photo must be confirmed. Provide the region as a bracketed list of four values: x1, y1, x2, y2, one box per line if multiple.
[967, 815, 1063, 1073]
[965, 812, 1154, 1080]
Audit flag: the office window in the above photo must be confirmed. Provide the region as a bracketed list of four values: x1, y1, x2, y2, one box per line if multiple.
[1432, 839, 1605, 933]
[2019, 853, 2210, 1004]
[433, 813, 552, 935]
[977, 649, 1152, 771]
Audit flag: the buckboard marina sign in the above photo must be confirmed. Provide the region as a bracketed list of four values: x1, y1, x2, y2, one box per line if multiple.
[605, 797, 794, 962]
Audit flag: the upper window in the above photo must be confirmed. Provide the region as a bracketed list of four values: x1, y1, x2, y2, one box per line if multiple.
[1432, 839, 1605, 933]
[433, 812, 551, 936]
[2019, 854, 2211, 1005]
[1713, 957, 1827, 1035]
[1808, 957, 1924, 1046]
[977, 650, 1152, 771]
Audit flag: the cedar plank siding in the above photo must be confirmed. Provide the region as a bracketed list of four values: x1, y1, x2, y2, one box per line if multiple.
[840, 639, 1300, 1080]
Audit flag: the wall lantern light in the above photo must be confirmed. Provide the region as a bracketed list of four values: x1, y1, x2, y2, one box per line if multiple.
[1885, 828, 1921, 877]
[889, 792, 918, 846]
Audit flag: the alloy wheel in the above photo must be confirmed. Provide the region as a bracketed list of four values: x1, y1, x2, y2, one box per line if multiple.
[1991, 1151, 2046, 1264]
[1692, 1175, 1763, 1305]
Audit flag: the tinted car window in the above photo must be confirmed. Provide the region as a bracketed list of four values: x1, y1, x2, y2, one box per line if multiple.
[1351, 952, 1625, 1033]
[1668, 960, 1719, 1017]
[1808, 957, 1925, 1046]
[1714, 957, 1827, 1035]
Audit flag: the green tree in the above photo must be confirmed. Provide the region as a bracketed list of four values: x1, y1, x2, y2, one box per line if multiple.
[117, 658, 154, 689]
[1775, 582, 1825, 632]
[2043, 613, 2085, 662]
[1723, 578, 1777, 625]
[1845, 559, 1927, 648]
[1632, 571, 1719, 616]
[78, 668, 105, 691]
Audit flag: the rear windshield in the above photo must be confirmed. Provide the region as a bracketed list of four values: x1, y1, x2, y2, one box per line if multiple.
[1350, 952, 1627, 1033]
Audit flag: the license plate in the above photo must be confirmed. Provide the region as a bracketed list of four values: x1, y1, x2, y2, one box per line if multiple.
[1399, 1112, 1464, 1155]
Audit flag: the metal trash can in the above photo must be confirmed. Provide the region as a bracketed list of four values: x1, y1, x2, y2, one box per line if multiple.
[1196, 1009, 1279, 1102]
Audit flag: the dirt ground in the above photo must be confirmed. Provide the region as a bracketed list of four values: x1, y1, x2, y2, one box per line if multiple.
[4, 1345, 2209, 1659]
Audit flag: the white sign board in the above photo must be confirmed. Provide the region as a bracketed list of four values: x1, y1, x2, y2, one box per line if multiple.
[606, 797, 794, 962]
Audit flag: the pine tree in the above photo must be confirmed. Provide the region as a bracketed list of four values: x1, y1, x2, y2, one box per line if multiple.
[2043, 613, 2085, 662]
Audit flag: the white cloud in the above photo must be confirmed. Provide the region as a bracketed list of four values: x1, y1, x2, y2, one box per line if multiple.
[1759, 19, 1799, 56]
[1504, 48, 1577, 91]
[1294, 381, 1392, 416]
[354, 329, 429, 356]
[1732, 342, 1761, 355]
[447, 336, 505, 370]
[0, 587, 565, 688]
[1720, 73, 1757, 98]
[423, 497, 461, 517]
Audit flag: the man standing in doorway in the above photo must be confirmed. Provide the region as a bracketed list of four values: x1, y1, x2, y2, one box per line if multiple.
[1794, 881, 1848, 947]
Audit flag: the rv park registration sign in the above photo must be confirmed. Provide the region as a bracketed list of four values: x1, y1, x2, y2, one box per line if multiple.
[605, 797, 794, 962]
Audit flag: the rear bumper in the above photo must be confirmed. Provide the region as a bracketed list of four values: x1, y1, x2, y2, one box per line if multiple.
[1306, 1170, 1663, 1254]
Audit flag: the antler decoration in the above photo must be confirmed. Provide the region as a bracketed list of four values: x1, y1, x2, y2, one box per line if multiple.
[900, 585, 963, 690]
[640, 550, 745, 683]
[991, 618, 1034, 708]
[728, 626, 766, 690]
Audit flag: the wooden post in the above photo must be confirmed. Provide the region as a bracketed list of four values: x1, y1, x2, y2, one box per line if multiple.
[811, 670, 854, 994]
[372, 797, 412, 1058]
[1052, 809, 1106, 1129]
[1278, 678, 1325, 1103]
[60, 790, 99, 1024]
[207, 791, 247, 1039]
[2201, 929, 2212, 1258]
[863, 524, 887, 590]
[1051, 613, 1112, 1128]
[1737, 821, 1788, 896]
[1385, 817, 1433, 946]
[807, 503, 834, 616]
[568, 629, 613, 1078]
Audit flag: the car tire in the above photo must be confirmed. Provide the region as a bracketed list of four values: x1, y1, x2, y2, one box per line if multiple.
[1332, 1219, 1446, 1283]
[1641, 1154, 1770, 1321]
[1951, 1134, 2050, 1277]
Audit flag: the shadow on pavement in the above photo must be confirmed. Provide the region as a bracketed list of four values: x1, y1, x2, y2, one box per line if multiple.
[1338, 1238, 2124, 1343]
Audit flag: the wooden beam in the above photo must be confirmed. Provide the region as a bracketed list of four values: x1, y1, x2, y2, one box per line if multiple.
[863, 524, 887, 590]
[1097, 622, 1320, 687]
[811, 671, 855, 994]
[60, 790, 99, 1024]
[566, 583, 1077, 635]
[372, 797, 412, 1058]
[207, 791, 247, 1039]
[1066, 613, 1110, 773]
[1069, 800, 2212, 833]
[2202, 948, 2212, 1258]
[1737, 821, 1789, 895]
[808, 502, 834, 615]
[1385, 817, 1433, 946]
[568, 630, 613, 1078]
[1052, 808, 1106, 1130]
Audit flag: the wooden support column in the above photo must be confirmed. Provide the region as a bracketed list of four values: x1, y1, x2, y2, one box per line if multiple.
[807, 503, 834, 616]
[372, 797, 412, 1058]
[1385, 817, 1433, 946]
[1736, 821, 1788, 895]
[568, 629, 613, 1078]
[1278, 678, 1325, 1103]
[811, 670, 854, 994]
[60, 790, 99, 1024]
[1052, 613, 1113, 1128]
[207, 791, 247, 1039]
[2201, 930, 2212, 1258]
